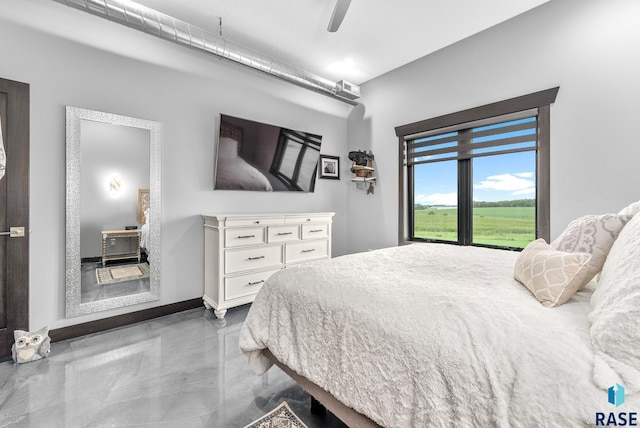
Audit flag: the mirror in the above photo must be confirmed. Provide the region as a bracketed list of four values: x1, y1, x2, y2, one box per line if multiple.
[66, 107, 161, 317]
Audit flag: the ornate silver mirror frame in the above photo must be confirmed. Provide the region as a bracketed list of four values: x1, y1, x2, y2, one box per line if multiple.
[65, 106, 161, 317]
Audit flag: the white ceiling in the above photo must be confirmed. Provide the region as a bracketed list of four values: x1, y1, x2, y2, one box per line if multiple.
[133, 0, 549, 86]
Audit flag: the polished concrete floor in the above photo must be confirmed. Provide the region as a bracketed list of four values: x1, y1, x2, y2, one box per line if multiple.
[0, 305, 348, 428]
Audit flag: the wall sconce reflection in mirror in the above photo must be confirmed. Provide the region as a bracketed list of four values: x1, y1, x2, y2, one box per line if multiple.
[109, 174, 122, 196]
[349, 150, 375, 194]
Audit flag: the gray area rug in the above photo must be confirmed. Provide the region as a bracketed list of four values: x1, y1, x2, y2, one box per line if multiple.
[95, 263, 149, 285]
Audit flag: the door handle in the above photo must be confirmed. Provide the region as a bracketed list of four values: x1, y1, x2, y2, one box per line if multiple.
[0, 226, 25, 237]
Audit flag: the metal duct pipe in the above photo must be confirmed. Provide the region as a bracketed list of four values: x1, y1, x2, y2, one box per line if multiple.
[52, 0, 358, 105]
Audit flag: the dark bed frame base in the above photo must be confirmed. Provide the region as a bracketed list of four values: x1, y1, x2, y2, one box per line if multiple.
[265, 350, 382, 428]
[310, 396, 326, 416]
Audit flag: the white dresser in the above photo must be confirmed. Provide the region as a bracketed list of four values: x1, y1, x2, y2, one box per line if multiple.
[202, 212, 335, 318]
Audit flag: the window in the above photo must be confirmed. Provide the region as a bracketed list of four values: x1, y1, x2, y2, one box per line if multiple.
[270, 129, 321, 191]
[395, 88, 559, 250]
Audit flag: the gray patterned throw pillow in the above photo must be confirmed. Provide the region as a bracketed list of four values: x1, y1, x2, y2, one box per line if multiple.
[551, 213, 632, 287]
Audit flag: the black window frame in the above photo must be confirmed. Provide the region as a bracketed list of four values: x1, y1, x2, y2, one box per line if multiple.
[395, 87, 559, 249]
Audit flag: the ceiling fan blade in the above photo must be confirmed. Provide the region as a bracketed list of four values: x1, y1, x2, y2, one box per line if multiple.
[327, 0, 352, 32]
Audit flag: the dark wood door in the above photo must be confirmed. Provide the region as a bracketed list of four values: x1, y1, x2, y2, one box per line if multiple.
[0, 77, 29, 359]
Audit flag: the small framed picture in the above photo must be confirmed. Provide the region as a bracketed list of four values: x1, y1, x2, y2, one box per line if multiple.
[319, 155, 340, 179]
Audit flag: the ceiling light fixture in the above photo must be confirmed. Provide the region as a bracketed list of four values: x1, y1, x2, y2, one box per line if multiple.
[326, 58, 364, 79]
[52, 0, 359, 105]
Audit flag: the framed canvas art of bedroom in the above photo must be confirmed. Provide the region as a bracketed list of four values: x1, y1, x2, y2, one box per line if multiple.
[213, 114, 323, 192]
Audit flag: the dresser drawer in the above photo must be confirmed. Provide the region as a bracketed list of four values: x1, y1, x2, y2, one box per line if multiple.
[268, 225, 300, 243]
[285, 215, 332, 224]
[286, 240, 329, 263]
[302, 223, 328, 240]
[225, 217, 285, 227]
[225, 269, 280, 301]
[225, 245, 283, 274]
[224, 227, 265, 248]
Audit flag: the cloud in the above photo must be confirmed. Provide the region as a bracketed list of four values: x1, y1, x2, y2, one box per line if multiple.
[513, 172, 534, 178]
[512, 188, 536, 196]
[474, 173, 534, 192]
[415, 192, 457, 206]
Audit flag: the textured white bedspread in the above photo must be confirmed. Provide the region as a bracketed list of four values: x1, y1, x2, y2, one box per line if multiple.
[140, 223, 149, 251]
[239, 244, 637, 427]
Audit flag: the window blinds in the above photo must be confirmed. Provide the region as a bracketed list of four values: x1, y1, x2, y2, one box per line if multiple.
[406, 111, 538, 166]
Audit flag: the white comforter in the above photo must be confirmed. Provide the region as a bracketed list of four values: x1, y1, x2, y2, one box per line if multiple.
[240, 244, 640, 427]
[140, 223, 149, 251]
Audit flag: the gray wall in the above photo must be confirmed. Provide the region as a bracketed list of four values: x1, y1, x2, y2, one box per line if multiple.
[0, 0, 351, 330]
[346, 0, 640, 253]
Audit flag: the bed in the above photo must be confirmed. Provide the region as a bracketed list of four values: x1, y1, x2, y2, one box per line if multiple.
[139, 208, 150, 258]
[240, 206, 640, 427]
[140, 223, 149, 255]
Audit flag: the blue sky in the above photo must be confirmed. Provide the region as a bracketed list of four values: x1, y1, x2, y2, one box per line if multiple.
[412, 117, 537, 206]
[413, 151, 535, 205]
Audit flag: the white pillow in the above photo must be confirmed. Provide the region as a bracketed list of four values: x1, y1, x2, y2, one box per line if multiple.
[513, 239, 591, 307]
[618, 199, 640, 217]
[551, 214, 632, 287]
[217, 137, 239, 159]
[589, 213, 640, 393]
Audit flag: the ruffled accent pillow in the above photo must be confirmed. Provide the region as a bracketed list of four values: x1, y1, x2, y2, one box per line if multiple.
[589, 213, 640, 393]
[618, 200, 640, 217]
[514, 239, 591, 307]
[551, 214, 632, 287]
